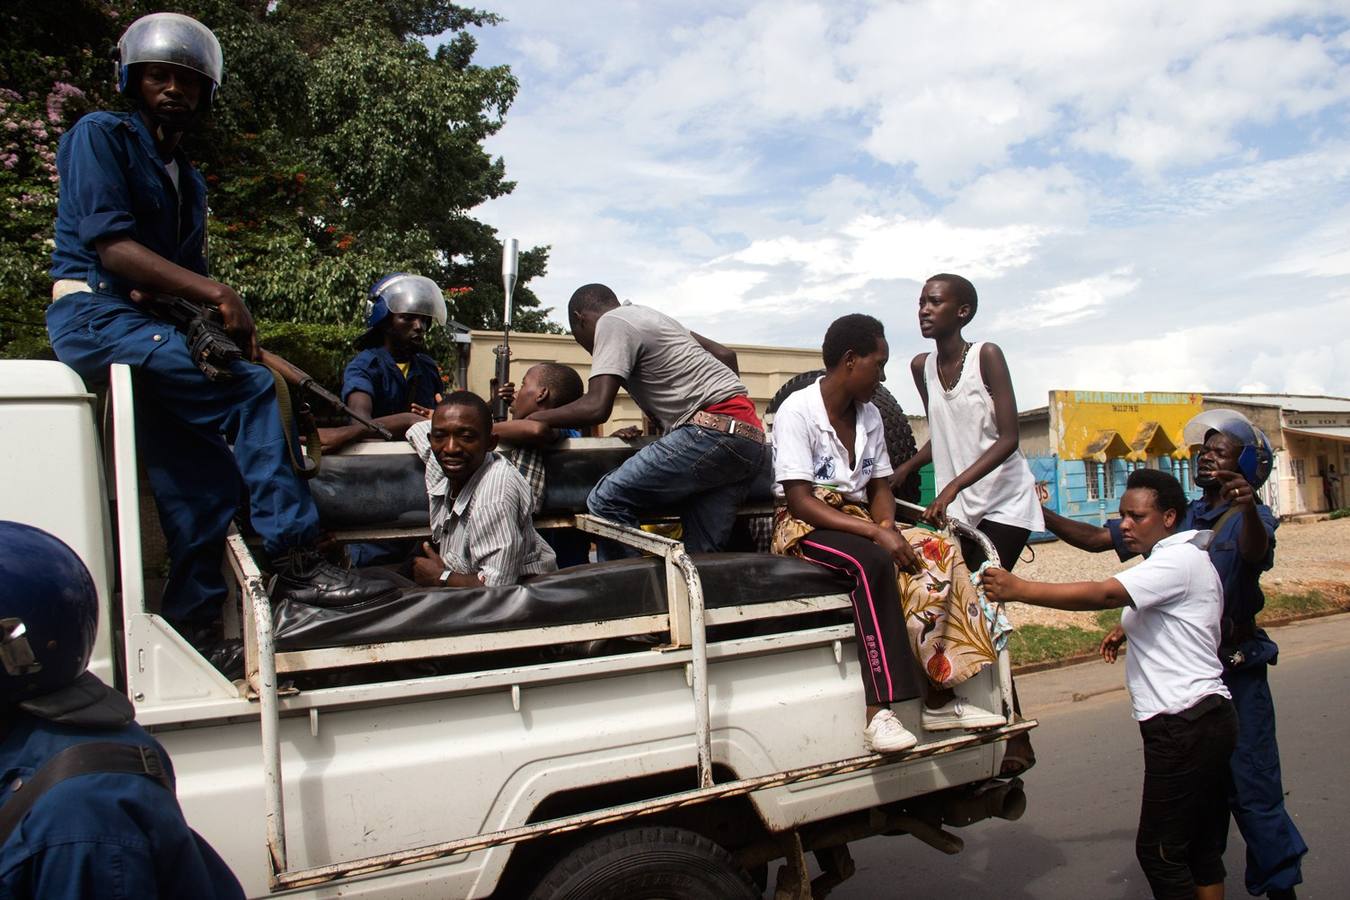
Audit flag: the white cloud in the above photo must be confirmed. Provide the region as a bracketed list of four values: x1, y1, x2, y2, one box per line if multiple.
[992, 269, 1139, 332]
[946, 165, 1093, 228]
[463, 1, 1350, 403]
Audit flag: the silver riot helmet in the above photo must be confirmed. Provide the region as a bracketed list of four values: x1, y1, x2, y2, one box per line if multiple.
[355, 274, 449, 350]
[117, 13, 224, 108]
[1183, 409, 1274, 490]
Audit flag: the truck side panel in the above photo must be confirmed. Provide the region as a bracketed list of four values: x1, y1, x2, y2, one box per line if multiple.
[0, 361, 117, 686]
[159, 632, 1000, 898]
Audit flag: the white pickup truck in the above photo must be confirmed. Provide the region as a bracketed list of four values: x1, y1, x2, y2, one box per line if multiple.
[0, 359, 1033, 899]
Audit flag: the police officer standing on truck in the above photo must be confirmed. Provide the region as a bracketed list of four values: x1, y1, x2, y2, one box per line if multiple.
[45, 13, 392, 645]
[0, 521, 244, 898]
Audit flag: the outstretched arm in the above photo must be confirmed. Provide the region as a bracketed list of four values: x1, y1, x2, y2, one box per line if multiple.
[981, 568, 1132, 612]
[494, 418, 559, 447]
[527, 374, 621, 428]
[1041, 506, 1115, 553]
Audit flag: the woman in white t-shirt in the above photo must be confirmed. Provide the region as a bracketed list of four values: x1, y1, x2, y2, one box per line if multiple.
[981, 468, 1237, 900]
[772, 315, 1002, 754]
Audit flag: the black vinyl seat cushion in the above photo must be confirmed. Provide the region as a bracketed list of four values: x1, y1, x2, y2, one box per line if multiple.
[273, 553, 853, 651]
[307, 439, 778, 530]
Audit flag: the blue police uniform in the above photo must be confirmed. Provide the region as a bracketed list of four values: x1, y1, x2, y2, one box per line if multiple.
[338, 348, 445, 565]
[47, 111, 321, 628]
[341, 347, 443, 416]
[1109, 499, 1306, 895]
[0, 712, 243, 899]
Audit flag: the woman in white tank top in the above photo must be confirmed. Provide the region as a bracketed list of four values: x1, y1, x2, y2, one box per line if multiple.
[892, 273, 1044, 775]
[892, 275, 1043, 546]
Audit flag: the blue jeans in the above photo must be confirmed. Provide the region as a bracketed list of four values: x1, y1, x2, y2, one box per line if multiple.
[47, 292, 322, 628]
[587, 424, 765, 560]
[1222, 632, 1306, 895]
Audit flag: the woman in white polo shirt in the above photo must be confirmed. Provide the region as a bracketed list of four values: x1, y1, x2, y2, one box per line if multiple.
[981, 467, 1238, 900]
[772, 314, 1002, 754]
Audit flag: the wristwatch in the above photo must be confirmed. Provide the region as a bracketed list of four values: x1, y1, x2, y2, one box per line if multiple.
[438, 568, 452, 586]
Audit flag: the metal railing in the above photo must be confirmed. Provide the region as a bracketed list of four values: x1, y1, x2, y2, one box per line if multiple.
[238, 508, 1023, 892]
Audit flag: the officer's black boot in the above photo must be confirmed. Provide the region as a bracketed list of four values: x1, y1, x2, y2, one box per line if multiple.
[270, 548, 400, 608]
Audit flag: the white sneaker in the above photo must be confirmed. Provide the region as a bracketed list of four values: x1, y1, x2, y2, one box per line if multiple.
[922, 698, 1005, 731]
[863, 709, 919, 753]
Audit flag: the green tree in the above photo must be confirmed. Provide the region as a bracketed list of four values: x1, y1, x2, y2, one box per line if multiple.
[1, 0, 558, 363]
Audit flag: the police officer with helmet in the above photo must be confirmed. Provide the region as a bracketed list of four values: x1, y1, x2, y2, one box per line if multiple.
[322, 273, 450, 455]
[1043, 409, 1306, 899]
[46, 12, 394, 644]
[0, 522, 244, 898]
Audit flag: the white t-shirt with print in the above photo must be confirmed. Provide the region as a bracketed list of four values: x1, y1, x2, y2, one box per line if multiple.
[771, 378, 893, 503]
[1113, 529, 1230, 721]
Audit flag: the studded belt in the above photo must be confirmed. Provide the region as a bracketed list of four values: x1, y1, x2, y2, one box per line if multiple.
[689, 410, 765, 444]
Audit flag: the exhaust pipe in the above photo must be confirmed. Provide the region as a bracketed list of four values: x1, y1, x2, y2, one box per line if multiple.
[941, 778, 1027, 827]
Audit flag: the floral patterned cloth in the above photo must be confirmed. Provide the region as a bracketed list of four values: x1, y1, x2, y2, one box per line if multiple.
[772, 488, 1013, 688]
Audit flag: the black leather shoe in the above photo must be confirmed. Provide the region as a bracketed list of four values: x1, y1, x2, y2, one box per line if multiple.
[270, 548, 400, 608]
[1267, 889, 1297, 900]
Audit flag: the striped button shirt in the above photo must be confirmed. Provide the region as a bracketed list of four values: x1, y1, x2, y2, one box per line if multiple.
[407, 421, 557, 586]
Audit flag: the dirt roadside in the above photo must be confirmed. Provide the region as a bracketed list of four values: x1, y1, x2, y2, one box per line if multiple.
[1007, 515, 1350, 631]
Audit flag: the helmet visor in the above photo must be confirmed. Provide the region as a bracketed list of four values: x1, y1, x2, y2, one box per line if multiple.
[1182, 409, 1261, 449]
[372, 274, 448, 327]
[120, 13, 224, 88]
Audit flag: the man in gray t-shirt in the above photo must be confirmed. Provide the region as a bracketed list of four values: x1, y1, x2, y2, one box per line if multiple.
[527, 284, 767, 558]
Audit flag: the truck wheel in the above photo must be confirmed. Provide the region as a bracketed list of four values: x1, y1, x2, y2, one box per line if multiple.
[767, 369, 921, 502]
[526, 826, 760, 900]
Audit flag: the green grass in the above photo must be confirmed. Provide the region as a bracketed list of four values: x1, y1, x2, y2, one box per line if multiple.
[1008, 624, 1107, 666]
[1260, 588, 1346, 621]
[1009, 589, 1346, 669]
[1007, 608, 1123, 667]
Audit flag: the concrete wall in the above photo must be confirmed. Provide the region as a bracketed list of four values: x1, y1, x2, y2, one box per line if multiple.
[1278, 428, 1350, 515]
[1018, 408, 1051, 456]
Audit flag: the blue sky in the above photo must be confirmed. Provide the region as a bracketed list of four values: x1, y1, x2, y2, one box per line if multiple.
[463, 1, 1350, 414]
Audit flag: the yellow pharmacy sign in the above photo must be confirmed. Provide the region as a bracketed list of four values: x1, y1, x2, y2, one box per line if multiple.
[1051, 391, 1204, 461]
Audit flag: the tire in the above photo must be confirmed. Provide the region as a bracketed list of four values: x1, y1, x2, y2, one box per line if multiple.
[767, 369, 921, 502]
[526, 826, 761, 900]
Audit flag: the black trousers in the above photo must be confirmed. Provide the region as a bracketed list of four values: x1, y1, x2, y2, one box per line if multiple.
[797, 530, 923, 707]
[958, 518, 1031, 572]
[960, 519, 1031, 721]
[1136, 694, 1240, 898]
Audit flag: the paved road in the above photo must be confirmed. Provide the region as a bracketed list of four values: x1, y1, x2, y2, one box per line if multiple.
[829, 614, 1350, 899]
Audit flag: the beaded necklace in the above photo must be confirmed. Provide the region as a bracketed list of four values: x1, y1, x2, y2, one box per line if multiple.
[938, 341, 971, 392]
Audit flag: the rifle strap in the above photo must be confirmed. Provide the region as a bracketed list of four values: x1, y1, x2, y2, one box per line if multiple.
[0, 742, 172, 846]
[1210, 504, 1243, 537]
[262, 363, 321, 479]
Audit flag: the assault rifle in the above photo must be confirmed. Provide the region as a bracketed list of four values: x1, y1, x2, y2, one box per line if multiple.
[491, 238, 519, 422]
[142, 294, 394, 441]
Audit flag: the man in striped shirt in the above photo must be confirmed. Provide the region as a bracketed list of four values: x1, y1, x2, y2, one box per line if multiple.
[406, 392, 557, 587]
